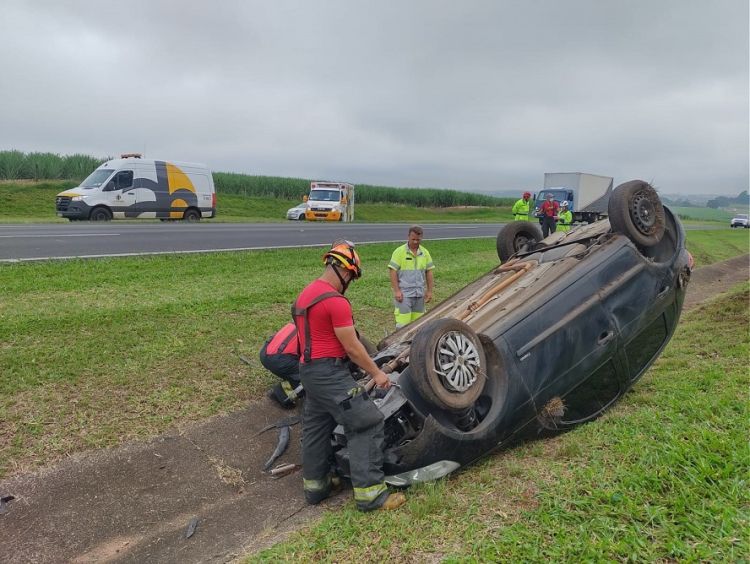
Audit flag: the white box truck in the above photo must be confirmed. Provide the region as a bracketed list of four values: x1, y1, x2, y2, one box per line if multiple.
[534, 172, 613, 223]
[304, 181, 354, 222]
[55, 154, 216, 221]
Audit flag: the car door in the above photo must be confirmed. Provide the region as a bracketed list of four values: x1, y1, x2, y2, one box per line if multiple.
[105, 170, 135, 215]
[502, 269, 623, 427]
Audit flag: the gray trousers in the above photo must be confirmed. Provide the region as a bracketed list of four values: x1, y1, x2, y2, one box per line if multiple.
[299, 358, 388, 511]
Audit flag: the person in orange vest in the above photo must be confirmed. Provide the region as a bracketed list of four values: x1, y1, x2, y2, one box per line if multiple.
[259, 323, 304, 409]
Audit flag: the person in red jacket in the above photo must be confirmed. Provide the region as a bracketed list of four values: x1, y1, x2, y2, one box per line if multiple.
[539, 193, 560, 237]
[259, 323, 303, 408]
[292, 240, 406, 512]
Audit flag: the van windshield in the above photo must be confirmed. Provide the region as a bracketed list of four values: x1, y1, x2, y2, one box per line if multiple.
[309, 189, 340, 202]
[80, 169, 114, 189]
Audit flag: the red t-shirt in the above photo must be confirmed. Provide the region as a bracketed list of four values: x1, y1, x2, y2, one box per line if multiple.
[541, 200, 559, 217]
[293, 279, 353, 362]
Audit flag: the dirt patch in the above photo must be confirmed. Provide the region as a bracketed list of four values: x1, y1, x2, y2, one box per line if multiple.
[0, 255, 747, 563]
[682, 254, 748, 310]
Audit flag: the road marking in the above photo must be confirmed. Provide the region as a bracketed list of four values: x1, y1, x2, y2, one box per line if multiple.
[0, 233, 119, 238]
[0, 235, 494, 263]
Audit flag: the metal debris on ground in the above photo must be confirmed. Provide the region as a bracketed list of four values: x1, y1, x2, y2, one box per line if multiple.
[263, 426, 291, 471]
[269, 463, 300, 478]
[254, 415, 300, 437]
[184, 516, 199, 539]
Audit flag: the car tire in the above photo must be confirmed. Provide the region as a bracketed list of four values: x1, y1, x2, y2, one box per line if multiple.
[297, 215, 305, 221]
[496, 221, 543, 262]
[183, 209, 201, 222]
[89, 207, 112, 221]
[409, 318, 486, 412]
[609, 180, 665, 247]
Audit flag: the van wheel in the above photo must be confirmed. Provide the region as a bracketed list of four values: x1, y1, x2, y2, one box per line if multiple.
[183, 209, 201, 222]
[496, 221, 543, 262]
[409, 318, 486, 412]
[609, 180, 665, 247]
[89, 207, 112, 221]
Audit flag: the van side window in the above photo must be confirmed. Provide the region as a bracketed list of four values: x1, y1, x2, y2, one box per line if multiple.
[115, 170, 134, 190]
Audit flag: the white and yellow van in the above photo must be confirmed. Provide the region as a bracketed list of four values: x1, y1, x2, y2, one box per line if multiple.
[55, 154, 216, 221]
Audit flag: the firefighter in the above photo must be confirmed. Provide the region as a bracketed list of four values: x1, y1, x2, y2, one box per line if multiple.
[292, 240, 406, 512]
[557, 201, 573, 232]
[512, 192, 532, 221]
[259, 323, 303, 409]
[388, 225, 435, 329]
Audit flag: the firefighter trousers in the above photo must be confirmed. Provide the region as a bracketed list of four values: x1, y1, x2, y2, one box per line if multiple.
[299, 358, 388, 511]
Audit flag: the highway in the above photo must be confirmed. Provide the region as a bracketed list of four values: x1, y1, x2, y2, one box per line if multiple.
[0, 222, 504, 262]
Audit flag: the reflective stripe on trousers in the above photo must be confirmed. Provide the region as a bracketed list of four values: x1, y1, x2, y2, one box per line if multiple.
[299, 358, 388, 511]
[394, 295, 425, 328]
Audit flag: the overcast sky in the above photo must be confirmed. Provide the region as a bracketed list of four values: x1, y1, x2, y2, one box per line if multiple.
[2, 1, 747, 195]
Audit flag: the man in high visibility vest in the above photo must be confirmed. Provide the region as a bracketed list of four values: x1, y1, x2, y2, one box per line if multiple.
[512, 192, 532, 221]
[388, 225, 435, 329]
[259, 323, 303, 408]
[292, 240, 406, 512]
[557, 201, 573, 232]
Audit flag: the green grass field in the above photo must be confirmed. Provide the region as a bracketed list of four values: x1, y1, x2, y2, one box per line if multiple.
[1, 230, 747, 479]
[671, 206, 734, 222]
[1, 228, 747, 558]
[252, 283, 749, 562]
[0, 181, 514, 223]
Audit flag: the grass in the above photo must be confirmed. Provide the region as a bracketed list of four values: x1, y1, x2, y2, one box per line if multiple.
[0, 181, 515, 223]
[1, 226, 747, 558]
[671, 206, 734, 222]
[684, 229, 750, 266]
[251, 284, 749, 562]
[0, 240, 500, 477]
[1, 231, 747, 477]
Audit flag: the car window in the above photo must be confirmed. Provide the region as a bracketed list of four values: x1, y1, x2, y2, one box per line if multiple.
[624, 314, 668, 382]
[115, 170, 134, 190]
[559, 360, 621, 424]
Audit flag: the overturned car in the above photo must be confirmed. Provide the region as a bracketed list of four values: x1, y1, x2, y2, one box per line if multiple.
[334, 180, 693, 485]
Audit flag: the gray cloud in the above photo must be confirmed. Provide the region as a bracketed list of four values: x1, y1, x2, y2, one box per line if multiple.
[1, 0, 747, 195]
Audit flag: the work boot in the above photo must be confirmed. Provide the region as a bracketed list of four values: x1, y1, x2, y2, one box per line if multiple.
[267, 383, 296, 409]
[379, 491, 406, 511]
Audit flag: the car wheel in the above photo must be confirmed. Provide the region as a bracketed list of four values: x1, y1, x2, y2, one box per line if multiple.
[183, 209, 201, 222]
[409, 318, 486, 412]
[89, 207, 112, 221]
[608, 180, 665, 247]
[496, 221, 543, 262]
[298, 214, 305, 221]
